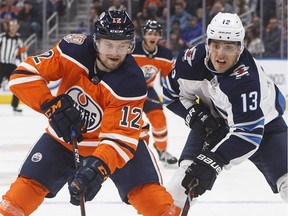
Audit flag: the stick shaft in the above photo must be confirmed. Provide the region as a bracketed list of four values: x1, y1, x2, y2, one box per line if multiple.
[71, 131, 86, 216]
[180, 179, 198, 216]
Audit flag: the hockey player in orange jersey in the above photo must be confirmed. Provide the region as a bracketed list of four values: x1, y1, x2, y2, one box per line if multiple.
[132, 20, 178, 166]
[0, 11, 181, 216]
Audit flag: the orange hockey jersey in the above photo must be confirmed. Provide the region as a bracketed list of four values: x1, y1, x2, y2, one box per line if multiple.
[132, 41, 174, 88]
[8, 34, 148, 173]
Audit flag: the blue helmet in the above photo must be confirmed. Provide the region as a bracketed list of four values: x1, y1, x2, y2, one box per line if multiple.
[94, 10, 134, 40]
[142, 20, 162, 36]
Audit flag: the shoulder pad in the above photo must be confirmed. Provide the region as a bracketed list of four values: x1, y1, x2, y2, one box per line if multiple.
[102, 55, 147, 98]
[59, 34, 96, 67]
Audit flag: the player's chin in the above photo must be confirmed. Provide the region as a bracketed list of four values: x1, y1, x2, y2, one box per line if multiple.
[107, 60, 122, 70]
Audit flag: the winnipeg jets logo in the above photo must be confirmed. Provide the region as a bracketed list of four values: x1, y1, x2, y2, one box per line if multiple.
[182, 46, 196, 66]
[230, 64, 250, 79]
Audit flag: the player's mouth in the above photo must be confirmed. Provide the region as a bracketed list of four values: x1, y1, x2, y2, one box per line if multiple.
[216, 59, 226, 64]
[108, 56, 120, 62]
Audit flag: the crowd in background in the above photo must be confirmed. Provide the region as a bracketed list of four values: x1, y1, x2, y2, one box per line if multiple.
[0, 0, 287, 59]
[75, 0, 288, 59]
[0, 0, 66, 39]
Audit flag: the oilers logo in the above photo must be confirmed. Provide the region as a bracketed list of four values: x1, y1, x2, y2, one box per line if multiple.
[67, 87, 103, 132]
[141, 65, 158, 81]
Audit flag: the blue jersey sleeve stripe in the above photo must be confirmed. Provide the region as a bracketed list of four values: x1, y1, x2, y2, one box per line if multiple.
[235, 132, 262, 145]
[234, 117, 265, 128]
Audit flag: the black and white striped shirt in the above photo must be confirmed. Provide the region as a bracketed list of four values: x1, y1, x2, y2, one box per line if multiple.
[0, 32, 27, 65]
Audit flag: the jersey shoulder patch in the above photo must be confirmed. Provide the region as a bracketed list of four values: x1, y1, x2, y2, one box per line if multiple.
[59, 34, 96, 69]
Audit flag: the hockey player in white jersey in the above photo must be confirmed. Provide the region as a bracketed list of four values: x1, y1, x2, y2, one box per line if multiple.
[163, 12, 288, 210]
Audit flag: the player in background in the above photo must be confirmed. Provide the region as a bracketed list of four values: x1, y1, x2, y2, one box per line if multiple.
[0, 11, 181, 216]
[163, 12, 287, 210]
[0, 20, 27, 112]
[132, 20, 178, 166]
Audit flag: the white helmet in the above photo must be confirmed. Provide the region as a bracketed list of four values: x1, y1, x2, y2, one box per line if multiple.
[205, 12, 245, 73]
[207, 12, 245, 43]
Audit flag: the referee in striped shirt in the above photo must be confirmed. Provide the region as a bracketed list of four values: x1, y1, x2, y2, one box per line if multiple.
[0, 19, 27, 112]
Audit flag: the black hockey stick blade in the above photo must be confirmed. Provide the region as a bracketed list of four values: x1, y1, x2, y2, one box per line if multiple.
[181, 179, 199, 216]
[71, 131, 86, 216]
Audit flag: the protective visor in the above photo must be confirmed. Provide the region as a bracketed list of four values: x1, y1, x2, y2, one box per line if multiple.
[96, 39, 131, 54]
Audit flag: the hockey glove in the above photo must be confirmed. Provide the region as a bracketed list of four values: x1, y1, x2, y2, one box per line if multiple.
[185, 104, 220, 139]
[41, 94, 86, 143]
[182, 151, 224, 197]
[68, 156, 110, 206]
[203, 117, 229, 151]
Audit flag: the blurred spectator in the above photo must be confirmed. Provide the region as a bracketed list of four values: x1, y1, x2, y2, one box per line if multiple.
[15, 0, 25, 10]
[0, 0, 19, 32]
[136, 8, 149, 27]
[169, 2, 192, 31]
[88, 7, 99, 34]
[252, 15, 261, 36]
[206, 1, 223, 26]
[108, 0, 126, 11]
[264, 17, 281, 58]
[170, 19, 181, 38]
[235, 0, 251, 26]
[180, 16, 202, 48]
[247, 0, 258, 12]
[92, 0, 104, 15]
[245, 26, 265, 58]
[195, 7, 203, 29]
[168, 19, 185, 57]
[168, 31, 185, 57]
[147, 5, 157, 20]
[216, 0, 234, 13]
[144, 0, 164, 17]
[132, 19, 141, 42]
[186, 0, 202, 16]
[73, 6, 99, 35]
[18, 0, 41, 39]
[255, 0, 276, 28]
[50, 0, 66, 17]
[35, 0, 57, 19]
[157, 7, 168, 39]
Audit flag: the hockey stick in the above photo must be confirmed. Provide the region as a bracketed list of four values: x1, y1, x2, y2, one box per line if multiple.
[146, 97, 164, 105]
[181, 179, 199, 216]
[71, 130, 86, 216]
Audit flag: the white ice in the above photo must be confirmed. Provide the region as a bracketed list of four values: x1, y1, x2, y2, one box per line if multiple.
[0, 104, 287, 216]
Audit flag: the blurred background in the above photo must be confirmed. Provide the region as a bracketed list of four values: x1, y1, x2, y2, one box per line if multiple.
[0, 0, 286, 59]
[0, 0, 287, 104]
